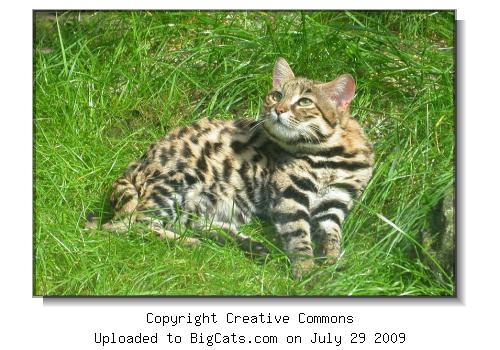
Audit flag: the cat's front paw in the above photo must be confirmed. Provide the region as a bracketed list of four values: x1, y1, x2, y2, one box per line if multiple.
[292, 259, 316, 279]
[321, 243, 341, 265]
[182, 236, 202, 248]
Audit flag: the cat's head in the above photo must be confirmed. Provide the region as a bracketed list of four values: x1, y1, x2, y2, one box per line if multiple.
[262, 57, 355, 145]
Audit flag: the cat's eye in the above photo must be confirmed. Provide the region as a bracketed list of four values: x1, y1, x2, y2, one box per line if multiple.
[298, 98, 313, 106]
[271, 91, 283, 102]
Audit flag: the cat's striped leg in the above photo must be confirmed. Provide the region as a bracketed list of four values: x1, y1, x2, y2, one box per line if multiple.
[272, 198, 315, 279]
[194, 219, 269, 257]
[86, 213, 200, 247]
[311, 196, 350, 264]
[85, 213, 135, 233]
[146, 217, 200, 247]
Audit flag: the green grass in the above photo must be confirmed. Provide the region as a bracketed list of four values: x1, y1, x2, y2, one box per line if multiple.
[34, 10, 455, 296]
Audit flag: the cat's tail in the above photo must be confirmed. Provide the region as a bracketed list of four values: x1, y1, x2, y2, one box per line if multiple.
[84, 177, 200, 247]
[84, 212, 99, 229]
[85, 175, 140, 232]
[109, 175, 140, 216]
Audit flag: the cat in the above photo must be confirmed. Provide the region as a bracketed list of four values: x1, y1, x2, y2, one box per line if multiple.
[86, 58, 374, 279]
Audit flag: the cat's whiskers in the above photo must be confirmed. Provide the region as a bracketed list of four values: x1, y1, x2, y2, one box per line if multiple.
[306, 128, 322, 144]
[284, 117, 319, 144]
[249, 119, 266, 133]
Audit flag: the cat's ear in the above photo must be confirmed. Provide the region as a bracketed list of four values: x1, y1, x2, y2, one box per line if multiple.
[273, 57, 295, 88]
[319, 74, 356, 111]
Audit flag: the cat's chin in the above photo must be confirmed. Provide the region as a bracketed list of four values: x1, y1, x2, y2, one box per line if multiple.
[263, 118, 301, 143]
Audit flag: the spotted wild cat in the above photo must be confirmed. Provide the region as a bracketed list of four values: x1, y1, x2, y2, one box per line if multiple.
[86, 58, 374, 278]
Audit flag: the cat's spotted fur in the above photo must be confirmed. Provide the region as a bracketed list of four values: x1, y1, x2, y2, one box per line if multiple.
[87, 58, 374, 278]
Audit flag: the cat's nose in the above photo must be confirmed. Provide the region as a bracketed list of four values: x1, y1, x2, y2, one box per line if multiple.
[275, 105, 286, 115]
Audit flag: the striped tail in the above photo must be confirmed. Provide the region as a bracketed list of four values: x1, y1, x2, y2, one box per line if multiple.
[85, 175, 139, 231]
